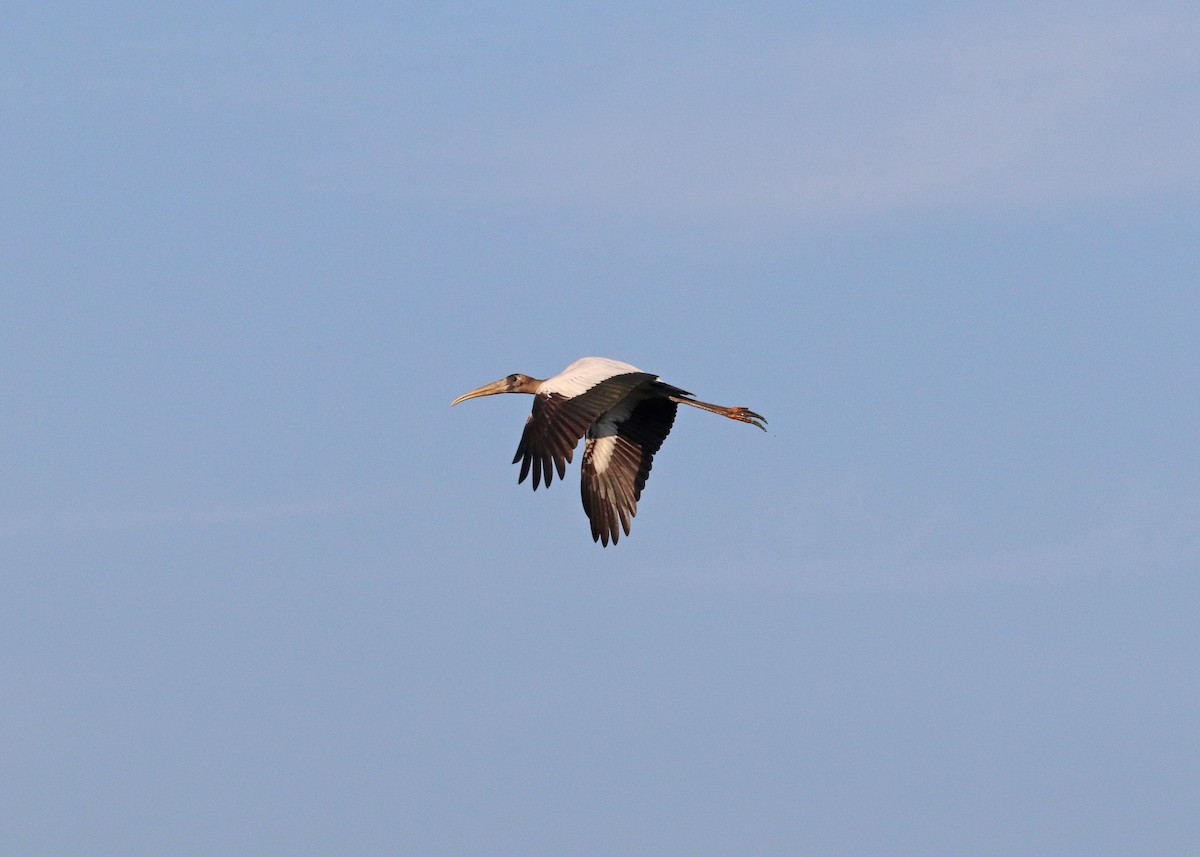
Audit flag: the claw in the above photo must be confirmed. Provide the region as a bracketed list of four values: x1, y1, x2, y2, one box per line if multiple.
[729, 407, 768, 431]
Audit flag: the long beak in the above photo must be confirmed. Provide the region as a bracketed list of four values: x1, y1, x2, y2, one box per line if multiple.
[450, 377, 510, 406]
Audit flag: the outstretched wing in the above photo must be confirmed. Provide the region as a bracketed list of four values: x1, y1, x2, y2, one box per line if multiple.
[512, 372, 655, 490]
[580, 396, 678, 546]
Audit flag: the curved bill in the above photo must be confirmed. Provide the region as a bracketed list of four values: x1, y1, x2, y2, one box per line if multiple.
[450, 377, 510, 406]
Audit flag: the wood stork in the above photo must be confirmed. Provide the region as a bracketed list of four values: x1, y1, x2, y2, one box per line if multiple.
[451, 356, 766, 546]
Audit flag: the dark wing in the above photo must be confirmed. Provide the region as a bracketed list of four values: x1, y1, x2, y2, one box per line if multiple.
[580, 397, 678, 546]
[512, 372, 655, 490]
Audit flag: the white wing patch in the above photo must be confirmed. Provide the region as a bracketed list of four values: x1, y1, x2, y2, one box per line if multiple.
[588, 434, 618, 474]
[540, 356, 646, 398]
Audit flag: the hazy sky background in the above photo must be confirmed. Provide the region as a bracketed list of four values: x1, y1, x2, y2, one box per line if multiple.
[3, 2, 1198, 854]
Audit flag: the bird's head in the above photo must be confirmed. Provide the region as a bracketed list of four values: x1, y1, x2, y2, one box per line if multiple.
[451, 373, 540, 406]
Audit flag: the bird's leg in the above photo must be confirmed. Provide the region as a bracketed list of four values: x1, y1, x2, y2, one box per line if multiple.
[669, 396, 767, 431]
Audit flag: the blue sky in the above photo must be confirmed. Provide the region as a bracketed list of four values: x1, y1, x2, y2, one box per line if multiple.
[3, 2, 1198, 854]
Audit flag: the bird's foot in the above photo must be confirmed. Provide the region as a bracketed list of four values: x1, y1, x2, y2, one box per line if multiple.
[727, 407, 768, 431]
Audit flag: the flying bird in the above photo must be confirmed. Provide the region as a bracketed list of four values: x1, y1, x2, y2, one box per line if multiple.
[451, 356, 766, 546]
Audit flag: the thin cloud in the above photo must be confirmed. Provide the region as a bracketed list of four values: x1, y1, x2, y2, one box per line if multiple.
[647, 479, 1200, 595]
[419, 5, 1200, 223]
[0, 489, 401, 542]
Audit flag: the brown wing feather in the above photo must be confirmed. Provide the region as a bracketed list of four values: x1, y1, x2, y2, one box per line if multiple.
[512, 372, 655, 490]
[580, 397, 678, 545]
